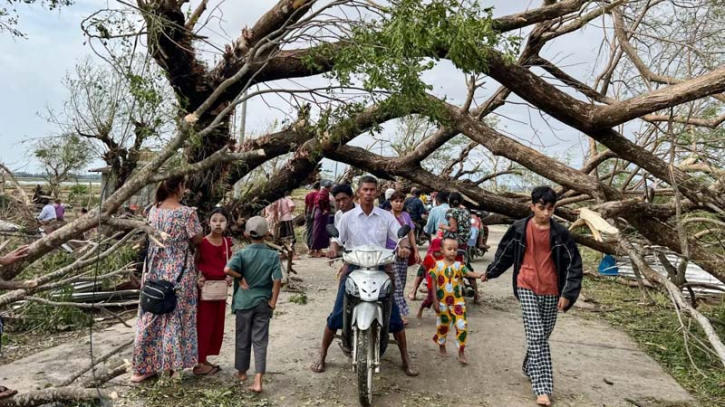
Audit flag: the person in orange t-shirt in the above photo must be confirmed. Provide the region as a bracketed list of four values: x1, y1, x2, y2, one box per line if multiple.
[481, 186, 582, 407]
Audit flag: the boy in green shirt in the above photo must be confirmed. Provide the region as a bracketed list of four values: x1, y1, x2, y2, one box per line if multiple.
[225, 216, 282, 393]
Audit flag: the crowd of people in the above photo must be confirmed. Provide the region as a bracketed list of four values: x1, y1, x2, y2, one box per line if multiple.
[0, 175, 582, 407]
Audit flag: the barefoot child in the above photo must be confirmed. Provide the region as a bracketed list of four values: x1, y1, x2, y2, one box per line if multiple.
[225, 216, 282, 393]
[429, 238, 484, 365]
[482, 186, 583, 406]
[195, 207, 233, 376]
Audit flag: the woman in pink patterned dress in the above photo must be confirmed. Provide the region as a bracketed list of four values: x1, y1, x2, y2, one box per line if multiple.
[130, 177, 204, 383]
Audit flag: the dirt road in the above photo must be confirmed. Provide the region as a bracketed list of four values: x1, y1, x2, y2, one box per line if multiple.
[0, 226, 696, 406]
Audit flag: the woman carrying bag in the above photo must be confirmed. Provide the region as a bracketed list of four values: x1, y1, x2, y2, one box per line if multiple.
[131, 176, 204, 383]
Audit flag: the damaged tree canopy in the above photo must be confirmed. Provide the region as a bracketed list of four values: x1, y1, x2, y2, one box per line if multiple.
[1, 0, 723, 290]
[1, 1, 725, 360]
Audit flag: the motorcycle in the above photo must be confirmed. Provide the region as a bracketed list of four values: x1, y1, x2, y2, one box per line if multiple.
[467, 210, 490, 262]
[326, 223, 411, 407]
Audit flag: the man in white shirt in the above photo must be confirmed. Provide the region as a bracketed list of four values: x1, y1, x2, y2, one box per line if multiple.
[36, 198, 57, 233]
[311, 176, 418, 377]
[332, 184, 357, 228]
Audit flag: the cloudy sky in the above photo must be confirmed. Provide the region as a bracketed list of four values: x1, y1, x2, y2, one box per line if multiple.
[0, 0, 610, 176]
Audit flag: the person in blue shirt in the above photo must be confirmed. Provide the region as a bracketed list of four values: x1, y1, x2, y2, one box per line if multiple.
[424, 191, 450, 237]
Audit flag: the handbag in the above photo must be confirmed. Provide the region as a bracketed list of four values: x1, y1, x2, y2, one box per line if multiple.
[394, 214, 417, 266]
[201, 280, 229, 301]
[140, 250, 188, 315]
[200, 238, 230, 302]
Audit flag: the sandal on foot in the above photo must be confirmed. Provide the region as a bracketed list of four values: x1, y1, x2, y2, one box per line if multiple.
[202, 361, 222, 370]
[0, 386, 17, 400]
[402, 365, 419, 377]
[194, 365, 220, 376]
[310, 360, 326, 373]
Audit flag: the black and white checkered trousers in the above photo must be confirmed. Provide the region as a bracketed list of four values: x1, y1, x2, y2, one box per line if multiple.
[518, 287, 558, 396]
[393, 258, 410, 317]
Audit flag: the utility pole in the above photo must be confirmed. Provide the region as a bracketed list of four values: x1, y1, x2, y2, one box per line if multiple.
[234, 91, 248, 198]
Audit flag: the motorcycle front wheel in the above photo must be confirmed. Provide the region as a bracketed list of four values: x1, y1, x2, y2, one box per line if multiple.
[356, 324, 377, 407]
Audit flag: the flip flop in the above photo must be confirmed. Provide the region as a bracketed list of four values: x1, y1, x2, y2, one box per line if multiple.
[0, 386, 17, 400]
[202, 361, 221, 370]
[194, 365, 220, 376]
[310, 360, 326, 373]
[402, 365, 419, 377]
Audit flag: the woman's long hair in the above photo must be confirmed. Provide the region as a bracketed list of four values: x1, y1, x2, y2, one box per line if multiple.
[449, 191, 464, 207]
[155, 176, 186, 206]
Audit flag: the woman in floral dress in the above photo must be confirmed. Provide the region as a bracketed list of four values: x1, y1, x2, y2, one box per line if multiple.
[131, 177, 204, 383]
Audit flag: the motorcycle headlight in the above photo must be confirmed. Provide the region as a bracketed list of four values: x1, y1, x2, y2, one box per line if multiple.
[345, 278, 359, 296]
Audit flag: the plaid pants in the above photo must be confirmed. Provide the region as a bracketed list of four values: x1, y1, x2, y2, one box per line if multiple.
[518, 288, 558, 396]
[393, 258, 410, 317]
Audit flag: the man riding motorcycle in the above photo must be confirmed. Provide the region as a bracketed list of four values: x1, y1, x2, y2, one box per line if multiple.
[310, 176, 419, 377]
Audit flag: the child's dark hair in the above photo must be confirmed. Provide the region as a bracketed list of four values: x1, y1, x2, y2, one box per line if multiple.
[449, 191, 464, 207]
[210, 206, 231, 222]
[155, 176, 185, 206]
[531, 186, 557, 206]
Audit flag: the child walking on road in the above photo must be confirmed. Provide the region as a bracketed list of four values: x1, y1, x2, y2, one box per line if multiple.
[482, 186, 583, 406]
[225, 216, 283, 393]
[429, 238, 484, 365]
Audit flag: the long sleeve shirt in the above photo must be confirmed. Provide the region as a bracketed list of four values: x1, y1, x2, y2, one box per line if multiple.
[37, 204, 57, 222]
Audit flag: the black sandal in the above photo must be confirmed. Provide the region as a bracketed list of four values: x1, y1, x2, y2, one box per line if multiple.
[194, 365, 220, 376]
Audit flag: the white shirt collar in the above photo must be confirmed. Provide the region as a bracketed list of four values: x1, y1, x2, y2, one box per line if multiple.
[353, 204, 382, 218]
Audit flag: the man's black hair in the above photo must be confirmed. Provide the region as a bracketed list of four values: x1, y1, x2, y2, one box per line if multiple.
[531, 186, 557, 206]
[358, 175, 378, 187]
[413, 189, 422, 197]
[332, 183, 353, 198]
[436, 190, 449, 204]
[312, 181, 321, 189]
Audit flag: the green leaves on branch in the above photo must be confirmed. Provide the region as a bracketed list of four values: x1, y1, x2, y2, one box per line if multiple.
[321, 0, 517, 98]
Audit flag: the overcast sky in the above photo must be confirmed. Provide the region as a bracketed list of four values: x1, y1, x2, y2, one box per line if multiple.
[0, 0, 609, 176]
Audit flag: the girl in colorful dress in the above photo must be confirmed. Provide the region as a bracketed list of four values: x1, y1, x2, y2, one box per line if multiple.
[439, 192, 480, 304]
[131, 176, 204, 383]
[387, 190, 420, 325]
[194, 207, 234, 376]
[429, 237, 483, 365]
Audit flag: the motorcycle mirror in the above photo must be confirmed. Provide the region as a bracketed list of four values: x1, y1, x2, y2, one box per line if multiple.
[326, 224, 340, 238]
[398, 225, 411, 238]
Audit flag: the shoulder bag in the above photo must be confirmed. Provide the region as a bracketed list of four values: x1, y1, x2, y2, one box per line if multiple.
[140, 249, 188, 315]
[200, 238, 230, 302]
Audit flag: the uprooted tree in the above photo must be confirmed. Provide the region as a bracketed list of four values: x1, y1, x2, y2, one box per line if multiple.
[2, 0, 725, 402]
